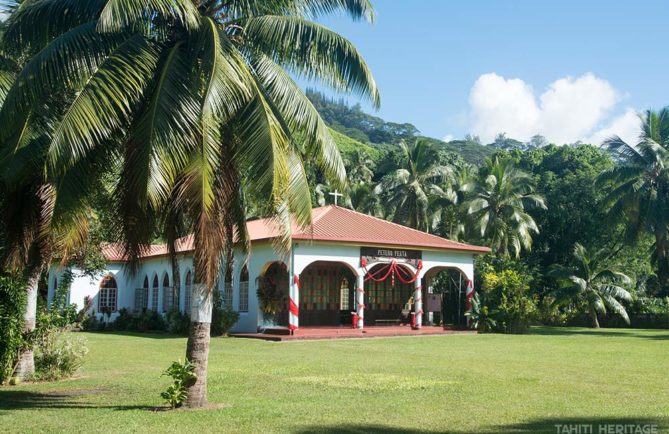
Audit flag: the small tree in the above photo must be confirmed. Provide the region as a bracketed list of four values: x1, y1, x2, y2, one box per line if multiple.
[481, 269, 537, 333]
[548, 243, 632, 328]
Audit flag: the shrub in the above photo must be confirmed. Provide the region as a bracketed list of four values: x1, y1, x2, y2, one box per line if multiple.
[465, 293, 496, 333]
[80, 312, 104, 331]
[110, 308, 135, 331]
[0, 275, 27, 384]
[482, 269, 538, 334]
[33, 331, 88, 381]
[537, 296, 570, 326]
[211, 300, 239, 336]
[628, 296, 669, 315]
[161, 360, 197, 409]
[165, 309, 190, 335]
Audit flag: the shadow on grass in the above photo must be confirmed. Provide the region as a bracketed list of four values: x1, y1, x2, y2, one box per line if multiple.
[295, 417, 666, 434]
[0, 389, 152, 412]
[80, 330, 185, 340]
[530, 327, 669, 340]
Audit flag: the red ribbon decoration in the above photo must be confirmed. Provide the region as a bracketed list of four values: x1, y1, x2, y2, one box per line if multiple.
[362, 260, 422, 285]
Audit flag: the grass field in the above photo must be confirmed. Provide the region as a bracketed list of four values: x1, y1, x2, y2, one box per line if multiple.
[0, 327, 667, 433]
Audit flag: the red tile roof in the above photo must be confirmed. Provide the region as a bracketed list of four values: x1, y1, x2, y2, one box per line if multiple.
[102, 206, 490, 261]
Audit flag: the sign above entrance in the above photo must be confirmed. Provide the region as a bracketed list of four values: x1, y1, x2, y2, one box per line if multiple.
[360, 247, 422, 267]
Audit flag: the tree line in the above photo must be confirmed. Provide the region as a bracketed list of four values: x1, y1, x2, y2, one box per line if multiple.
[307, 94, 669, 330]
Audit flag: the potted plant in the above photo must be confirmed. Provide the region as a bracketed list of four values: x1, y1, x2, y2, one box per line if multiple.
[257, 274, 285, 328]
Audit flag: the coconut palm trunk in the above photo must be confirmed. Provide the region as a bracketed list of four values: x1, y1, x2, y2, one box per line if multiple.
[589, 307, 600, 329]
[14, 266, 41, 379]
[185, 282, 214, 407]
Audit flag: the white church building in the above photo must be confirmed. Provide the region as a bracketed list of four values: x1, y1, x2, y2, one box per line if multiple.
[47, 205, 489, 333]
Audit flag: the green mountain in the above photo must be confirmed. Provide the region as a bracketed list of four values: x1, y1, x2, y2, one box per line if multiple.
[309, 90, 494, 165]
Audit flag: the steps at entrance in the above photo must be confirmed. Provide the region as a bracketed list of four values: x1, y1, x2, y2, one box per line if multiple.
[262, 327, 292, 335]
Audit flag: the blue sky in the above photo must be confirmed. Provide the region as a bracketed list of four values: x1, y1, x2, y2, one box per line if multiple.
[310, 0, 669, 145]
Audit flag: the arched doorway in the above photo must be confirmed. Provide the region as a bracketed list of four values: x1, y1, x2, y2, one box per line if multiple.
[257, 262, 290, 326]
[422, 267, 470, 327]
[299, 261, 357, 326]
[364, 263, 416, 326]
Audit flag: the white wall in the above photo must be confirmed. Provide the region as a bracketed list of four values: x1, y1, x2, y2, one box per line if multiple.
[48, 241, 476, 331]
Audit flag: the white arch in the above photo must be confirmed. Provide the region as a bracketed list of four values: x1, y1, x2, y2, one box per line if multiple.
[297, 259, 359, 277]
[421, 264, 471, 281]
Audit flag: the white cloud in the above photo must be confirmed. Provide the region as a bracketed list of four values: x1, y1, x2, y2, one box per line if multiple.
[469, 73, 540, 144]
[587, 108, 641, 146]
[442, 133, 455, 142]
[467, 72, 622, 145]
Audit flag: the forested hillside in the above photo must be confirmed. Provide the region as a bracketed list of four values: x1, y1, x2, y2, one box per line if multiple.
[308, 90, 495, 165]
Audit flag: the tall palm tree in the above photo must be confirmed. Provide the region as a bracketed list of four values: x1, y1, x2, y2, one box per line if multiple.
[600, 108, 669, 289]
[374, 139, 453, 231]
[430, 164, 474, 240]
[0, 0, 378, 407]
[0, 26, 97, 380]
[463, 157, 546, 257]
[548, 243, 632, 328]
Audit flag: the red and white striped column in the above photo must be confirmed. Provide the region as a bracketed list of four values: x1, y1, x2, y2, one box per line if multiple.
[289, 274, 300, 333]
[356, 274, 365, 329]
[414, 278, 423, 329]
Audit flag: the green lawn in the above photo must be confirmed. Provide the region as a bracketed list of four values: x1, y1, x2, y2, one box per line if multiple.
[1, 328, 667, 433]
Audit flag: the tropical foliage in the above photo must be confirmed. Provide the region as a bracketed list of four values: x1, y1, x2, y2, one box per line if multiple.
[600, 108, 669, 288]
[548, 243, 632, 328]
[462, 157, 546, 257]
[0, 0, 378, 407]
[375, 139, 453, 232]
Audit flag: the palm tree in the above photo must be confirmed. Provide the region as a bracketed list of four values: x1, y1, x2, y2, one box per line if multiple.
[548, 243, 632, 328]
[346, 148, 375, 185]
[374, 139, 453, 231]
[430, 165, 475, 240]
[600, 108, 669, 289]
[0, 0, 378, 407]
[348, 183, 379, 216]
[0, 27, 97, 380]
[462, 157, 546, 257]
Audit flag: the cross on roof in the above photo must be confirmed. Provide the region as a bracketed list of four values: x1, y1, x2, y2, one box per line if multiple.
[328, 190, 343, 206]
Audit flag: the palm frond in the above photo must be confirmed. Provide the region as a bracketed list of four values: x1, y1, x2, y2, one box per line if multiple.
[250, 51, 345, 185]
[48, 35, 159, 174]
[245, 15, 379, 107]
[1, 0, 106, 54]
[97, 0, 200, 33]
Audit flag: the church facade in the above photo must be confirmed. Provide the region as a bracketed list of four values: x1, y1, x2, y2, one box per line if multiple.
[47, 206, 490, 333]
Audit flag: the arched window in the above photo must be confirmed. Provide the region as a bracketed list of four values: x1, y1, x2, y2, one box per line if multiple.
[239, 265, 249, 312]
[223, 266, 233, 308]
[99, 275, 118, 312]
[162, 273, 170, 313]
[184, 270, 193, 313]
[135, 276, 149, 311]
[151, 275, 159, 311]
